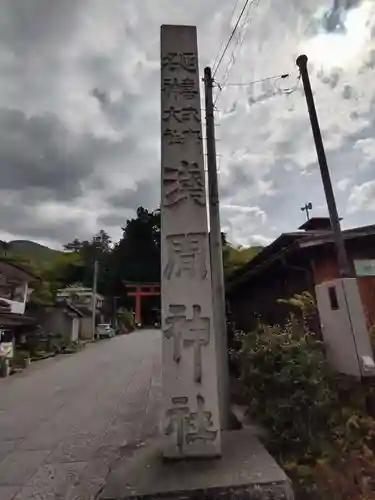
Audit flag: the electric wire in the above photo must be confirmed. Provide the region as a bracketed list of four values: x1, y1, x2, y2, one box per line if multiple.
[211, 0, 241, 72]
[212, 0, 257, 78]
[213, 0, 261, 105]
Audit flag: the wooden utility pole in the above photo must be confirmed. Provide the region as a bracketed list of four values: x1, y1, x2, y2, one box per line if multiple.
[204, 66, 230, 430]
[296, 54, 352, 278]
[92, 260, 98, 339]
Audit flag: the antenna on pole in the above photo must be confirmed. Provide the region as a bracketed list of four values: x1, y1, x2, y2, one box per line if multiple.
[301, 202, 313, 221]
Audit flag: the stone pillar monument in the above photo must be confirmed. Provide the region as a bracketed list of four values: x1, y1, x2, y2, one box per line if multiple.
[160, 25, 221, 459]
[100, 24, 294, 500]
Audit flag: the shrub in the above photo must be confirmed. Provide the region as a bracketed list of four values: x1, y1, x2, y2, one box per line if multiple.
[117, 307, 135, 331]
[236, 318, 375, 499]
[369, 324, 375, 353]
[239, 320, 335, 458]
[11, 349, 30, 367]
[277, 291, 320, 337]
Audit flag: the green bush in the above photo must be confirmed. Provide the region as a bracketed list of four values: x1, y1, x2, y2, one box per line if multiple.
[369, 324, 375, 353]
[117, 307, 135, 331]
[236, 318, 375, 499]
[11, 349, 30, 367]
[239, 321, 335, 458]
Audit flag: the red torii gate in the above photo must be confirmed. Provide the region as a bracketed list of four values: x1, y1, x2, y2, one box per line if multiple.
[123, 281, 160, 325]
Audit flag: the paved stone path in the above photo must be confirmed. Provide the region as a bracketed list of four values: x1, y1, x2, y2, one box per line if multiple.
[0, 330, 161, 500]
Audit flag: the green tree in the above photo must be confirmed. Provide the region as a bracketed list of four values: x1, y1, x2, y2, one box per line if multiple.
[0, 240, 10, 257]
[110, 207, 160, 291]
[222, 234, 262, 277]
[63, 230, 113, 294]
[63, 238, 82, 253]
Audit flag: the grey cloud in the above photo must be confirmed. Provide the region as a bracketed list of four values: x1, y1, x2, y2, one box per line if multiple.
[97, 177, 161, 235]
[0, 108, 137, 201]
[107, 178, 160, 212]
[348, 180, 375, 213]
[343, 123, 375, 147]
[0, 0, 374, 249]
[321, 0, 363, 34]
[81, 54, 124, 91]
[97, 213, 131, 229]
[0, 195, 90, 245]
[275, 140, 295, 156]
[91, 88, 110, 106]
[220, 163, 255, 201]
[342, 0, 363, 10]
[0, 0, 84, 57]
[319, 68, 343, 88]
[0, 109, 89, 200]
[361, 50, 375, 70]
[100, 92, 143, 132]
[323, 5, 346, 33]
[350, 111, 360, 121]
[342, 85, 355, 100]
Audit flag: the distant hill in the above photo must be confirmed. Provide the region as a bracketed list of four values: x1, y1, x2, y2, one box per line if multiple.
[7, 240, 62, 266]
[223, 243, 263, 278]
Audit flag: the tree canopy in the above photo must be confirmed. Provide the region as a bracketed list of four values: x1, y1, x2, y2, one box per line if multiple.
[0, 206, 261, 307]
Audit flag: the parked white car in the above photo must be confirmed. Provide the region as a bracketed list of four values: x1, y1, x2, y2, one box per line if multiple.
[96, 324, 115, 339]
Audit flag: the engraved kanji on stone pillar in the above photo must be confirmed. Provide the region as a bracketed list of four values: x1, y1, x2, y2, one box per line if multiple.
[161, 24, 221, 459]
[164, 395, 218, 455]
[164, 397, 190, 454]
[186, 394, 218, 445]
[163, 161, 205, 207]
[164, 304, 210, 383]
[163, 233, 207, 280]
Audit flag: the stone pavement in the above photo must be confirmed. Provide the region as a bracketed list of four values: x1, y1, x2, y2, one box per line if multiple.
[0, 330, 162, 500]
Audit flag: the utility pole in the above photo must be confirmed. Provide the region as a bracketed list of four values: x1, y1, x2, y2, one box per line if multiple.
[92, 260, 98, 339]
[204, 66, 230, 430]
[301, 202, 312, 221]
[113, 296, 118, 328]
[296, 54, 352, 278]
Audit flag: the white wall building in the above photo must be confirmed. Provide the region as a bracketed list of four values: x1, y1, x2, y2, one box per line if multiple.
[0, 260, 35, 315]
[56, 285, 104, 312]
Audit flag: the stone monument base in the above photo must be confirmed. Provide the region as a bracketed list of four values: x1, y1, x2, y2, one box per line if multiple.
[100, 429, 294, 500]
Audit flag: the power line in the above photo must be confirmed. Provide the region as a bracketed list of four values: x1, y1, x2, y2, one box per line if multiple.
[223, 73, 290, 87]
[213, 0, 260, 105]
[209, 5, 315, 174]
[217, 0, 258, 84]
[274, 73, 301, 94]
[212, 0, 257, 78]
[212, 0, 241, 71]
[214, 72, 296, 108]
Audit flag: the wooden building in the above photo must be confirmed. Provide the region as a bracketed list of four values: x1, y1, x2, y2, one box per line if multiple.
[226, 218, 375, 332]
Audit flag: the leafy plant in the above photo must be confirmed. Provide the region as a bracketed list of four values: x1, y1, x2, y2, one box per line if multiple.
[277, 291, 318, 334]
[236, 317, 375, 499]
[11, 349, 30, 368]
[369, 324, 375, 353]
[277, 291, 316, 314]
[239, 321, 334, 457]
[117, 307, 135, 331]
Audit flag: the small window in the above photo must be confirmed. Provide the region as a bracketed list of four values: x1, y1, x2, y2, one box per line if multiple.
[328, 286, 339, 310]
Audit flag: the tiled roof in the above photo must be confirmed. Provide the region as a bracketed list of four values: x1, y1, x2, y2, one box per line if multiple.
[226, 224, 375, 291]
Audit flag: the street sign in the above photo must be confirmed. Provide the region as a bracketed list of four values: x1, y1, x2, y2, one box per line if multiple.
[354, 259, 375, 277]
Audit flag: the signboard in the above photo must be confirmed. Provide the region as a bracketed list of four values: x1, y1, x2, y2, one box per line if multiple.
[0, 273, 26, 304]
[354, 259, 375, 277]
[0, 329, 14, 359]
[0, 342, 13, 359]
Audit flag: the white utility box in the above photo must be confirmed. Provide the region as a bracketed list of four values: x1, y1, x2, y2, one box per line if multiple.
[315, 278, 375, 379]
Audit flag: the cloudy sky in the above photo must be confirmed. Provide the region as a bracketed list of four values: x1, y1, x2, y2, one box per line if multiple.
[0, 0, 374, 249]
